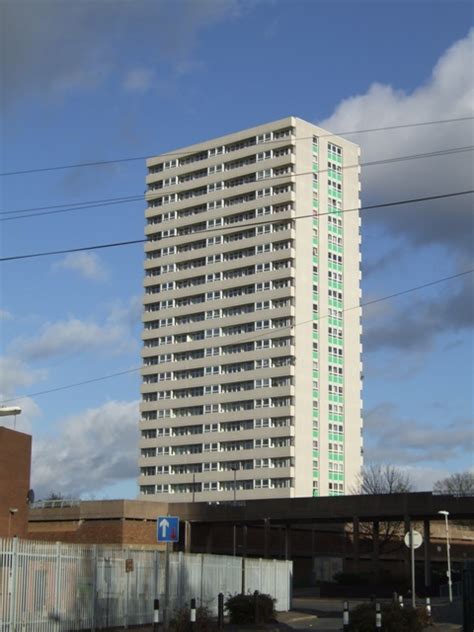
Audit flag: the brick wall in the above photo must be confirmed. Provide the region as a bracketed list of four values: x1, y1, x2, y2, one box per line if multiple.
[0, 426, 32, 538]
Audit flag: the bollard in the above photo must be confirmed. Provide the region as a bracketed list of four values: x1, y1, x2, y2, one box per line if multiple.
[343, 600, 350, 631]
[190, 598, 197, 631]
[398, 595, 404, 609]
[392, 592, 398, 605]
[426, 597, 432, 623]
[217, 593, 224, 631]
[254, 590, 260, 624]
[375, 602, 382, 630]
[153, 599, 160, 631]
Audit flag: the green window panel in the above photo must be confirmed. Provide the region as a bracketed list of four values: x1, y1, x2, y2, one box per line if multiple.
[313, 293, 318, 302]
[312, 351, 319, 360]
[312, 257, 318, 265]
[312, 491, 319, 497]
[312, 450, 319, 458]
[312, 390, 319, 399]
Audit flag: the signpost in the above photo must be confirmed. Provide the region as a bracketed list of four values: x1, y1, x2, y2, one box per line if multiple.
[157, 516, 180, 627]
[404, 528, 423, 608]
[157, 516, 180, 543]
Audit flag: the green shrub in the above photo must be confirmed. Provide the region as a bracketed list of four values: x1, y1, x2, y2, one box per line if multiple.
[169, 605, 216, 632]
[225, 592, 276, 624]
[347, 603, 426, 632]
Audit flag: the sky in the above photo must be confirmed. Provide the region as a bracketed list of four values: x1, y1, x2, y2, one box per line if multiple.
[0, 0, 473, 499]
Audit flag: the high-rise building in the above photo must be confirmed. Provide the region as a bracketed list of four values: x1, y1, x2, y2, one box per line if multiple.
[139, 116, 362, 501]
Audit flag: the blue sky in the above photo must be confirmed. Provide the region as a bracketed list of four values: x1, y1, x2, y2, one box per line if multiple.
[1, 0, 473, 498]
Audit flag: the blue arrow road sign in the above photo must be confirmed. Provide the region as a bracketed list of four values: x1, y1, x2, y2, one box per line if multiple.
[157, 516, 180, 542]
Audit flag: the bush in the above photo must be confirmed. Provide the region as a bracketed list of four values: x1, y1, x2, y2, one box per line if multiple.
[225, 592, 276, 624]
[334, 572, 368, 585]
[169, 605, 216, 632]
[347, 603, 427, 632]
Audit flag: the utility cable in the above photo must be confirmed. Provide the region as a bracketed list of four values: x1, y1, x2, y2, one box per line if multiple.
[1, 115, 472, 177]
[0, 190, 472, 262]
[1, 267, 472, 404]
[1, 144, 472, 222]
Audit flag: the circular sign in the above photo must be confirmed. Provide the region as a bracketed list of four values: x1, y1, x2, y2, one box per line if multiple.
[404, 530, 423, 549]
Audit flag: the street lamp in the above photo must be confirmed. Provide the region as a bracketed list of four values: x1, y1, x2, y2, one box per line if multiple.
[438, 510, 453, 603]
[232, 466, 238, 505]
[0, 406, 22, 430]
[8, 508, 18, 538]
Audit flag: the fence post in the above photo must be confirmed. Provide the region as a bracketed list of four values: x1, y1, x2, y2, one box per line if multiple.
[124, 547, 130, 629]
[92, 544, 98, 632]
[343, 600, 349, 631]
[178, 551, 184, 608]
[398, 595, 404, 608]
[54, 541, 62, 623]
[10, 537, 19, 630]
[375, 602, 382, 630]
[217, 592, 224, 630]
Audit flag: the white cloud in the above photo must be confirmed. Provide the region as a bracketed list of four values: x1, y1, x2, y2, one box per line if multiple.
[13, 317, 131, 361]
[122, 68, 154, 93]
[32, 400, 139, 497]
[54, 251, 107, 281]
[319, 28, 474, 258]
[319, 30, 474, 353]
[0, 356, 44, 434]
[0, 356, 46, 397]
[0, 309, 13, 320]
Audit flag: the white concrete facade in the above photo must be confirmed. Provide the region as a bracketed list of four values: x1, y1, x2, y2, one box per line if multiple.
[138, 116, 363, 502]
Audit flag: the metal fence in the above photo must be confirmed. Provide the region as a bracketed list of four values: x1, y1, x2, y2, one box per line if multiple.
[0, 538, 292, 631]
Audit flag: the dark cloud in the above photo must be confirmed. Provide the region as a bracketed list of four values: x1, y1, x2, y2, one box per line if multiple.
[364, 271, 474, 352]
[0, 0, 248, 106]
[363, 403, 474, 467]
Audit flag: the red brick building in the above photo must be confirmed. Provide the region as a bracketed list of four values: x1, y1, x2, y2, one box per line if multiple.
[0, 426, 32, 538]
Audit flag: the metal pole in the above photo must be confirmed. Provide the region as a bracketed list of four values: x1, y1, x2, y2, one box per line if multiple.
[233, 468, 237, 504]
[190, 597, 196, 631]
[164, 542, 171, 628]
[410, 526, 416, 609]
[233, 525, 237, 557]
[445, 514, 453, 603]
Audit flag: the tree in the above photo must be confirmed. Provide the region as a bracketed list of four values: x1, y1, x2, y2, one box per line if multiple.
[349, 464, 414, 554]
[352, 464, 414, 495]
[433, 472, 474, 496]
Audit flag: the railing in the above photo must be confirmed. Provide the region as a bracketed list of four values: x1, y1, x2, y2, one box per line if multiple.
[0, 537, 292, 631]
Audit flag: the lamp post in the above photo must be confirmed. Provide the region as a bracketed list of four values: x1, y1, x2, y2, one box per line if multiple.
[0, 406, 22, 430]
[8, 508, 18, 538]
[232, 466, 237, 505]
[438, 510, 453, 603]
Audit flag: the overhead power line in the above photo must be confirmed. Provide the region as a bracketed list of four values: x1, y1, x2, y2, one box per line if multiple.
[1, 190, 472, 263]
[1, 144, 472, 223]
[1, 115, 472, 177]
[1, 267, 472, 405]
[0, 189, 474, 262]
